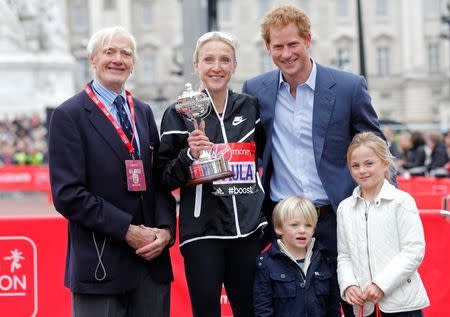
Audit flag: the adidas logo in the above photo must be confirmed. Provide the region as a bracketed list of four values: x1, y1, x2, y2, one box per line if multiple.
[213, 187, 225, 195]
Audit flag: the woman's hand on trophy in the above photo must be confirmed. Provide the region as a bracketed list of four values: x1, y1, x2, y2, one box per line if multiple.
[188, 129, 212, 159]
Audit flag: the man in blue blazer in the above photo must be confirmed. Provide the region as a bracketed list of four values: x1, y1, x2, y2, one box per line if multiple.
[243, 5, 382, 315]
[49, 26, 176, 317]
[243, 4, 382, 308]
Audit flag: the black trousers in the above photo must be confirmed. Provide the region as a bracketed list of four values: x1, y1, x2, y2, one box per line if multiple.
[72, 264, 170, 317]
[181, 231, 262, 317]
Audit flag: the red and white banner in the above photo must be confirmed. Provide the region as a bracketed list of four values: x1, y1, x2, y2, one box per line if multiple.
[0, 215, 70, 317]
[0, 166, 50, 193]
[0, 237, 38, 316]
[0, 207, 448, 316]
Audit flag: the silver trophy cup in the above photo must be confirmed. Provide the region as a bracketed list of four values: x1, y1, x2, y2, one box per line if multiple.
[175, 83, 234, 186]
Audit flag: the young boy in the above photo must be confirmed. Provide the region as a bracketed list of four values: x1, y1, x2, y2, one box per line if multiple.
[254, 195, 340, 317]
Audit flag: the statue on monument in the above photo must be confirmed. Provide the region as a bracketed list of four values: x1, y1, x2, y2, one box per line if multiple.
[2, 0, 69, 53]
[37, 0, 69, 53]
[0, 0, 27, 52]
[0, 0, 75, 116]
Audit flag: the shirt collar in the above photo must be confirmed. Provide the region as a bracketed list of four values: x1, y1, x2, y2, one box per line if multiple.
[350, 179, 396, 207]
[278, 58, 317, 91]
[277, 238, 315, 260]
[91, 79, 127, 106]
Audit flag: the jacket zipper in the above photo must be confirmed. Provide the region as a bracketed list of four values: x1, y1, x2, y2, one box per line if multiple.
[364, 201, 373, 281]
[208, 89, 242, 236]
[289, 254, 307, 286]
[283, 250, 319, 287]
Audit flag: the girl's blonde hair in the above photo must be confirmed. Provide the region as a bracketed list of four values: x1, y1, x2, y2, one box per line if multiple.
[273, 195, 318, 229]
[347, 132, 394, 181]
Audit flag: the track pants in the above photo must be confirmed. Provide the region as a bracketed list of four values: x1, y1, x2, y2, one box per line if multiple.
[181, 231, 262, 317]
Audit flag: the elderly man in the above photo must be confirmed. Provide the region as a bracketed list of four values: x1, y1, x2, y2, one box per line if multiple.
[48, 26, 176, 317]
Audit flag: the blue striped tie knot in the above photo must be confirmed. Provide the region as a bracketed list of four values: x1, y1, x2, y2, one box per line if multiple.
[114, 96, 139, 157]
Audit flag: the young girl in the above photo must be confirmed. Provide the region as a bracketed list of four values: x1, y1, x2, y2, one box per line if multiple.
[254, 195, 340, 317]
[337, 132, 429, 317]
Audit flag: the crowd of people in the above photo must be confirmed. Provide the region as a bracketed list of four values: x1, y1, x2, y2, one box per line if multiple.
[2, 112, 449, 177]
[0, 113, 48, 165]
[384, 127, 450, 177]
[2, 3, 440, 317]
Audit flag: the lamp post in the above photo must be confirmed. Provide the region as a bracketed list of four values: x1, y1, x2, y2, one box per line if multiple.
[441, 0, 450, 98]
[356, 0, 367, 84]
[442, 0, 450, 42]
[208, 0, 218, 31]
[440, 0, 450, 131]
[180, 0, 217, 85]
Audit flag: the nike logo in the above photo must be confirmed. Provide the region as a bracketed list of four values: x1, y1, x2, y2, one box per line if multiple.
[232, 116, 246, 126]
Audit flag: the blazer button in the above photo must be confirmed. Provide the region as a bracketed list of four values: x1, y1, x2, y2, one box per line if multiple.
[407, 278, 411, 283]
[280, 274, 285, 279]
[300, 282, 305, 288]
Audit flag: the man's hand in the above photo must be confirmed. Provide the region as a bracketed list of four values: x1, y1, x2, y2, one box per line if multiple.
[135, 227, 172, 261]
[344, 285, 365, 306]
[363, 283, 384, 304]
[125, 224, 157, 250]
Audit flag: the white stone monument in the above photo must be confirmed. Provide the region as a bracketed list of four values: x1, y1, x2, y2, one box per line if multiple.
[0, 0, 75, 116]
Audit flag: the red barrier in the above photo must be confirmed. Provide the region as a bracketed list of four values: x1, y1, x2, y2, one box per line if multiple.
[409, 193, 446, 209]
[0, 210, 447, 316]
[0, 214, 71, 316]
[0, 166, 50, 192]
[0, 166, 52, 202]
[398, 176, 450, 210]
[0, 165, 182, 204]
[398, 176, 450, 195]
[419, 210, 450, 317]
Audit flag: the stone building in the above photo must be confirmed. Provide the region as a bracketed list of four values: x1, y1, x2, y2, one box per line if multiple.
[63, 0, 450, 128]
[0, 0, 74, 116]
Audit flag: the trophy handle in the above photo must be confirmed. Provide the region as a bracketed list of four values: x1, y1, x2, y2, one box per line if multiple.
[192, 119, 209, 161]
[191, 118, 199, 130]
[191, 117, 207, 132]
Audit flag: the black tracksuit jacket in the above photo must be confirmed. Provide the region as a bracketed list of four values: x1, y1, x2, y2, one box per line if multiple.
[158, 90, 267, 246]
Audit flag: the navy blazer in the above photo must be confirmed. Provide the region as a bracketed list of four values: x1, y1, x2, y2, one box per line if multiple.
[254, 240, 340, 317]
[242, 64, 382, 213]
[49, 86, 176, 294]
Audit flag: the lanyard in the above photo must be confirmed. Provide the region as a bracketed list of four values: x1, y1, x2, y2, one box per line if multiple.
[358, 304, 381, 317]
[85, 84, 137, 156]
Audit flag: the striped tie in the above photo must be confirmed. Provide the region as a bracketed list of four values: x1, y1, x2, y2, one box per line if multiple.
[114, 96, 139, 158]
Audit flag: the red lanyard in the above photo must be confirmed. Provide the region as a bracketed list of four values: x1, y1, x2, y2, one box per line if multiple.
[85, 84, 137, 156]
[358, 304, 381, 317]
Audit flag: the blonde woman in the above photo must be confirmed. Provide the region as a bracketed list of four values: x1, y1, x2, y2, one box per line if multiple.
[158, 31, 266, 317]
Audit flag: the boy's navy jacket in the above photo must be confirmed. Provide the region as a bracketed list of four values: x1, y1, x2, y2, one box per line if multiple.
[254, 239, 340, 317]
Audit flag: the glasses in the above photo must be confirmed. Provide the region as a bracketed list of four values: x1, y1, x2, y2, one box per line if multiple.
[196, 31, 236, 50]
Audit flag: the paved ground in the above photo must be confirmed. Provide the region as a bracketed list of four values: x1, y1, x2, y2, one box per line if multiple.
[0, 191, 180, 217]
[0, 192, 58, 217]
